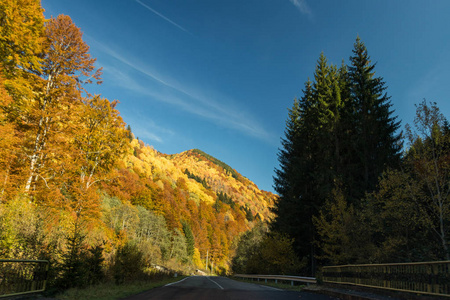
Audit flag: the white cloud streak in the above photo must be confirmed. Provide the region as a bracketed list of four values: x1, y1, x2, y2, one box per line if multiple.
[137, 130, 163, 143]
[94, 41, 275, 144]
[135, 0, 190, 34]
[132, 119, 175, 144]
[289, 0, 312, 16]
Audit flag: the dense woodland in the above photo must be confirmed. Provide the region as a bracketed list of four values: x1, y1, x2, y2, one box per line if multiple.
[1, 0, 449, 291]
[0, 0, 277, 290]
[232, 37, 450, 276]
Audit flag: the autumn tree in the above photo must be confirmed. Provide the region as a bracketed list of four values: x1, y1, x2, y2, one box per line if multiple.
[21, 14, 102, 195]
[0, 196, 40, 258]
[232, 223, 267, 274]
[67, 96, 128, 218]
[362, 169, 437, 262]
[404, 100, 450, 260]
[0, 73, 19, 200]
[255, 232, 301, 275]
[232, 223, 301, 275]
[314, 185, 375, 265]
[0, 0, 45, 199]
[169, 229, 188, 262]
[0, 0, 45, 91]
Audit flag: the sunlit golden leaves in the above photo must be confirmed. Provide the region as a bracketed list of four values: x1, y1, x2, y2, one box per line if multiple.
[43, 14, 102, 89]
[18, 15, 104, 195]
[0, 0, 45, 74]
[74, 96, 128, 188]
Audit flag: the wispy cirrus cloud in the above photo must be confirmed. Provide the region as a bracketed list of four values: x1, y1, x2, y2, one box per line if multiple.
[132, 118, 175, 144]
[135, 0, 190, 34]
[289, 0, 312, 16]
[94, 40, 276, 145]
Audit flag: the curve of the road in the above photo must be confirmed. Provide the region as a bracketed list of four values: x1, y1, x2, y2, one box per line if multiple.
[122, 276, 338, 300]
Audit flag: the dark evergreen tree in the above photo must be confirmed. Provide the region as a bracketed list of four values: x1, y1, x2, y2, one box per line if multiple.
[59, 223, 86, 288]
[272, 38, 402, 273]
[310, 54, 341, 203]
[126, 124, 133, 141]
[272, 98, 301, 205]
[347, 37, 402, 202]
[181, 220, 195, 259]
[272, 81, 317, 275]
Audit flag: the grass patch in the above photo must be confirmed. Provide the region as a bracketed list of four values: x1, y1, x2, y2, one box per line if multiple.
[56, 276, 187, 300]
[231, 276, 307, 292]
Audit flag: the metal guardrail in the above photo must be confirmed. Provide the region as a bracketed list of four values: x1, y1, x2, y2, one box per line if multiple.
[0, 259, 49, 298]
[234, 274, 317, 286]
[322, 261, 450, 298]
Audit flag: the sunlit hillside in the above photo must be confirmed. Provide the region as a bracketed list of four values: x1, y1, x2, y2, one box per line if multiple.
[100, 138, 277, 272]
[170, 149, 276, 221]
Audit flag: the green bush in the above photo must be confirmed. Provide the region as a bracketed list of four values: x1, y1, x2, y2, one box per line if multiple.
[112, 242, 145, 284]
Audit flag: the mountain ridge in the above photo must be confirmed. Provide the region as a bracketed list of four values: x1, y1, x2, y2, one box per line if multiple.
[100, 139, 277, 271]
[168, 147, 276, 221]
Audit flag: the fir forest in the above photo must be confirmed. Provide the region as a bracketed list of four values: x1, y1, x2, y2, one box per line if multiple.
[1, 0, 449, 298]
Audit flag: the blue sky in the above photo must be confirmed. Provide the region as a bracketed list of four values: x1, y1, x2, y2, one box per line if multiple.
[41, 0, 450, 193]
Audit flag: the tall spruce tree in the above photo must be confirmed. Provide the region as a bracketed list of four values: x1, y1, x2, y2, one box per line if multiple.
[272, 97, 302, 233]
[311, 54, 342, 202]
[273, 53, 349, 274]
[273, 38, 402, 273]
[347, 37, 402, 202]
[273, 83, 316, 274]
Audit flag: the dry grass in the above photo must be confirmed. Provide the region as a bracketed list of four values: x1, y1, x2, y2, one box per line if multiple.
[56, 276, 187, 300]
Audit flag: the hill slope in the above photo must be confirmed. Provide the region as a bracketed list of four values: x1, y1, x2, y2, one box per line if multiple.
[170, 149, 275, 221]
[101, 139, 277, 272]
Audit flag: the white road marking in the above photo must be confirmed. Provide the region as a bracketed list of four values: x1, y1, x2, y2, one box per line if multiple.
[207, 276, 224, 289]
[259, 284, 282, 291]
[164, 276, 190, 287]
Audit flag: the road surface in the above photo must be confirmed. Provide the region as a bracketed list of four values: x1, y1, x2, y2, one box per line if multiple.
[123, 276, 338, 300]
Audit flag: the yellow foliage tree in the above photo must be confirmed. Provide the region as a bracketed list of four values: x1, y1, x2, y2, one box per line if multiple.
[0, 0, 45, 96]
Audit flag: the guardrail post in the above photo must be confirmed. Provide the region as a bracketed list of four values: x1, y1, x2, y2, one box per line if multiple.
[322, 261, 450, 298]
[43, 262, 49, 291]
[233, 274, 317, 287]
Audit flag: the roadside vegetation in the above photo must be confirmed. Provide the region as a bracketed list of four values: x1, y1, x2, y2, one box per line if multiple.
[56, 276, 186, 300]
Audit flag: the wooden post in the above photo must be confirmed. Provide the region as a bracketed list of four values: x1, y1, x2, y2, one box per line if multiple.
[205, 250, 209, 274]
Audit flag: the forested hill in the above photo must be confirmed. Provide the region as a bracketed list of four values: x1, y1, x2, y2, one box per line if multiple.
[116, 140, 276, 225]
[0, 4, 277, 284]
[170, 149, 276, 221]
[94, 138, 278, 272]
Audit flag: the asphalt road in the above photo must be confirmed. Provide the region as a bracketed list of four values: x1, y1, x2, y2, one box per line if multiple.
[122, 276, 338, 300]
